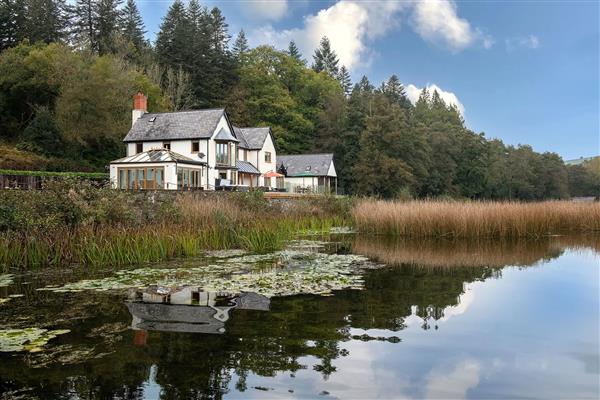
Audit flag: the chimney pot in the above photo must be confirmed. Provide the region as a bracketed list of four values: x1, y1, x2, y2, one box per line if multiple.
[132, 92, 147, 127]
[133, 92, 148, 112]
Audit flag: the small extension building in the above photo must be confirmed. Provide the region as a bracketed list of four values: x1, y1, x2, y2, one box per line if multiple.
[278, 153, 337, 194]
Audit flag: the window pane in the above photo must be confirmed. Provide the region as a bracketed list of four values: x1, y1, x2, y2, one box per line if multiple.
[156, 168, 163, 189]
[137, 169, 145, 189]
[128, 169, 135, 190]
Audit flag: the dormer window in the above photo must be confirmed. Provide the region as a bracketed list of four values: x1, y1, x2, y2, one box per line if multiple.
[191, 140, 200, 153]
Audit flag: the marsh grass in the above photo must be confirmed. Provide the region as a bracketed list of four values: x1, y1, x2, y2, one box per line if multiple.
[353, 199, 600, 238]
[0, 189, 349, 270]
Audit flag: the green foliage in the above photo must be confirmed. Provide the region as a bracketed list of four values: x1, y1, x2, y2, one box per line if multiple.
[17, 106, 63, 156]
[312, 36, 339, 77]
[0, 3, 581, 200]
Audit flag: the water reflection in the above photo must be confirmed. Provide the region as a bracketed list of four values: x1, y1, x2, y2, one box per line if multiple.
[126, 287, 270, 335]
[0, 236, 598, 399]
[350, 234, 598, 268]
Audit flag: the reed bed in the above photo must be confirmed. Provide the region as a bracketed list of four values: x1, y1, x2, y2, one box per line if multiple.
[0, 187, 349, 270]
[353, 199, 600, 238]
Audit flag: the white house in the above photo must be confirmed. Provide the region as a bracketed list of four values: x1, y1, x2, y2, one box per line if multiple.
[278, 154, 337, 194]
[234, 127, 282, 189]
[110, 93, 280, 190]
[110, 93, 337, 193]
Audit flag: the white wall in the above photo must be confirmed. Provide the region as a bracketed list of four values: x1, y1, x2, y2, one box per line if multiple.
[327, 160, 337, 177]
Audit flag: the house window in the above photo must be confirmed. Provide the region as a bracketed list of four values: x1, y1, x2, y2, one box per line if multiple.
[265, 151, 272, 163]
[191, 140, 199, 153]
[136, 142, 143, 154]
[177, 167, 203, 190]
[216, 142, 229, 165]
[118, 167, 164, 190]
[163, 141, 171, 150]
[243, 150, 248, 161]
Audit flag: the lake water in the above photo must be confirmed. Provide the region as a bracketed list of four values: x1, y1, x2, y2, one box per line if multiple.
[1, 236, 599, 399]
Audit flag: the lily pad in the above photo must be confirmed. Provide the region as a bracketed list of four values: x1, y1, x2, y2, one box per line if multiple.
[205, 249, 248, 258]
[0, 328, 70, 353]
[0, 273, 14, 287]
[38, 251, 375, 298]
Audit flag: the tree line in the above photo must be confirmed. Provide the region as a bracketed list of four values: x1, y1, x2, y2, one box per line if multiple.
[0, 0, 597, 198]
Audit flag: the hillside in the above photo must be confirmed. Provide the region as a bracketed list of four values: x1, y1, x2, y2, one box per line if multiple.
[0, 1, 598, 199]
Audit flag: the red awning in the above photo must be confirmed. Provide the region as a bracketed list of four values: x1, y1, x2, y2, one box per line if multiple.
[263, 171, 284, 178]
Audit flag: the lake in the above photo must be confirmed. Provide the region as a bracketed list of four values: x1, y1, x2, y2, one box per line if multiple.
[1, 235, 598, 399]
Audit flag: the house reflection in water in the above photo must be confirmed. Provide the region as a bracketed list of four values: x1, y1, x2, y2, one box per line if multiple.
[126, 286, 270, 337]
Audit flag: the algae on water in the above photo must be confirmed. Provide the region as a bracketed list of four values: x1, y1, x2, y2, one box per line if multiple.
[0, 328, 70, 353]
[38, 251, 374, 298]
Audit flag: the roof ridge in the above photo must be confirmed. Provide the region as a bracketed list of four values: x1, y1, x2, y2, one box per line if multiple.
[142, 108, 225, 116]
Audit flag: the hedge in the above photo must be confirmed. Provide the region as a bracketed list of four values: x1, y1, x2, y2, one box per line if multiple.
[0, 169, 109, 180]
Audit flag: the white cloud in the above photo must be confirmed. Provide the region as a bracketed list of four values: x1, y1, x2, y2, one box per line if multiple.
[406, 83, 465, 115]
[249, 1, 406, 69]
[506, 34, 540, 51]
[242, 0, 288, 21]
[425, 360, 481, 399]
[412, 0, 476, 51]
[249, 0, 491, 69]
[249, 0, 408, 69]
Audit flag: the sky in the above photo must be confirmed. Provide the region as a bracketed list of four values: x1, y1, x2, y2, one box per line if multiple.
[136, 0, 599, 160]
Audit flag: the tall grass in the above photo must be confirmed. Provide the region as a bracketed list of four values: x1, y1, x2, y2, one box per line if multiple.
[0, 190, 350, 271]
[353, 199, 600, 238]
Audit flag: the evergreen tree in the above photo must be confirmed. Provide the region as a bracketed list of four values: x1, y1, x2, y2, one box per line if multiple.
[381, 75, 411, 110]
[312, 36, 339, 76]
[338, 65, 352, 96]
[155, 0, 192, 67]
[95, 0, 122, 54]
[232, 29, 248, 58]
[0, 0, 27, 50]
[22, 0, 70, 44]
[120, 0, 145, 51]
[287, 40, 303, 63]
[73, 0, 98, 51]
[208, 7, 229, 53]
[17, 106, 63, 156]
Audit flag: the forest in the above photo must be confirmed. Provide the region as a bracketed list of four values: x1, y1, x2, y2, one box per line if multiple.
[0, 0, 598, 199]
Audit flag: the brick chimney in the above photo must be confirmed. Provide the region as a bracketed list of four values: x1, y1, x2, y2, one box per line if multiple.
[132, 92, 147, 127]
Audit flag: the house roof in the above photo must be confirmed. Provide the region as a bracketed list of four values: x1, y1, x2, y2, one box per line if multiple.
[234, 127, 271, 150]
[110, 149, 206, 165]
[236, 160, 260, 175]
[123, 109, 227, 142]
[278, 154, 334, 177]
[214, 127, 238, 142]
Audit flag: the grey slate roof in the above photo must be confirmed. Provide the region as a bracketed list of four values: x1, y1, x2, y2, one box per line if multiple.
[236, 160, 260, 175]
[278, 154, 334, 177]
[214, 127, 238, 142]
[110, 149, 206, 165]
[123, 109, 226, 142]
[234, 127, 271, 150]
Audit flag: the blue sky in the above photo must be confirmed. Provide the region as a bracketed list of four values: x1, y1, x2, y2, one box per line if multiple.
[137, 1, 599, 160]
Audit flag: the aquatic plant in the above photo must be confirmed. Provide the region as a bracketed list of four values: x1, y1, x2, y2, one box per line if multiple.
[353, 199, 600, 238]
[0, 328, 70, 353]
[38, 252, 372, 297]
[0, 274, 13, 287]
[0, 187, 348, 270]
